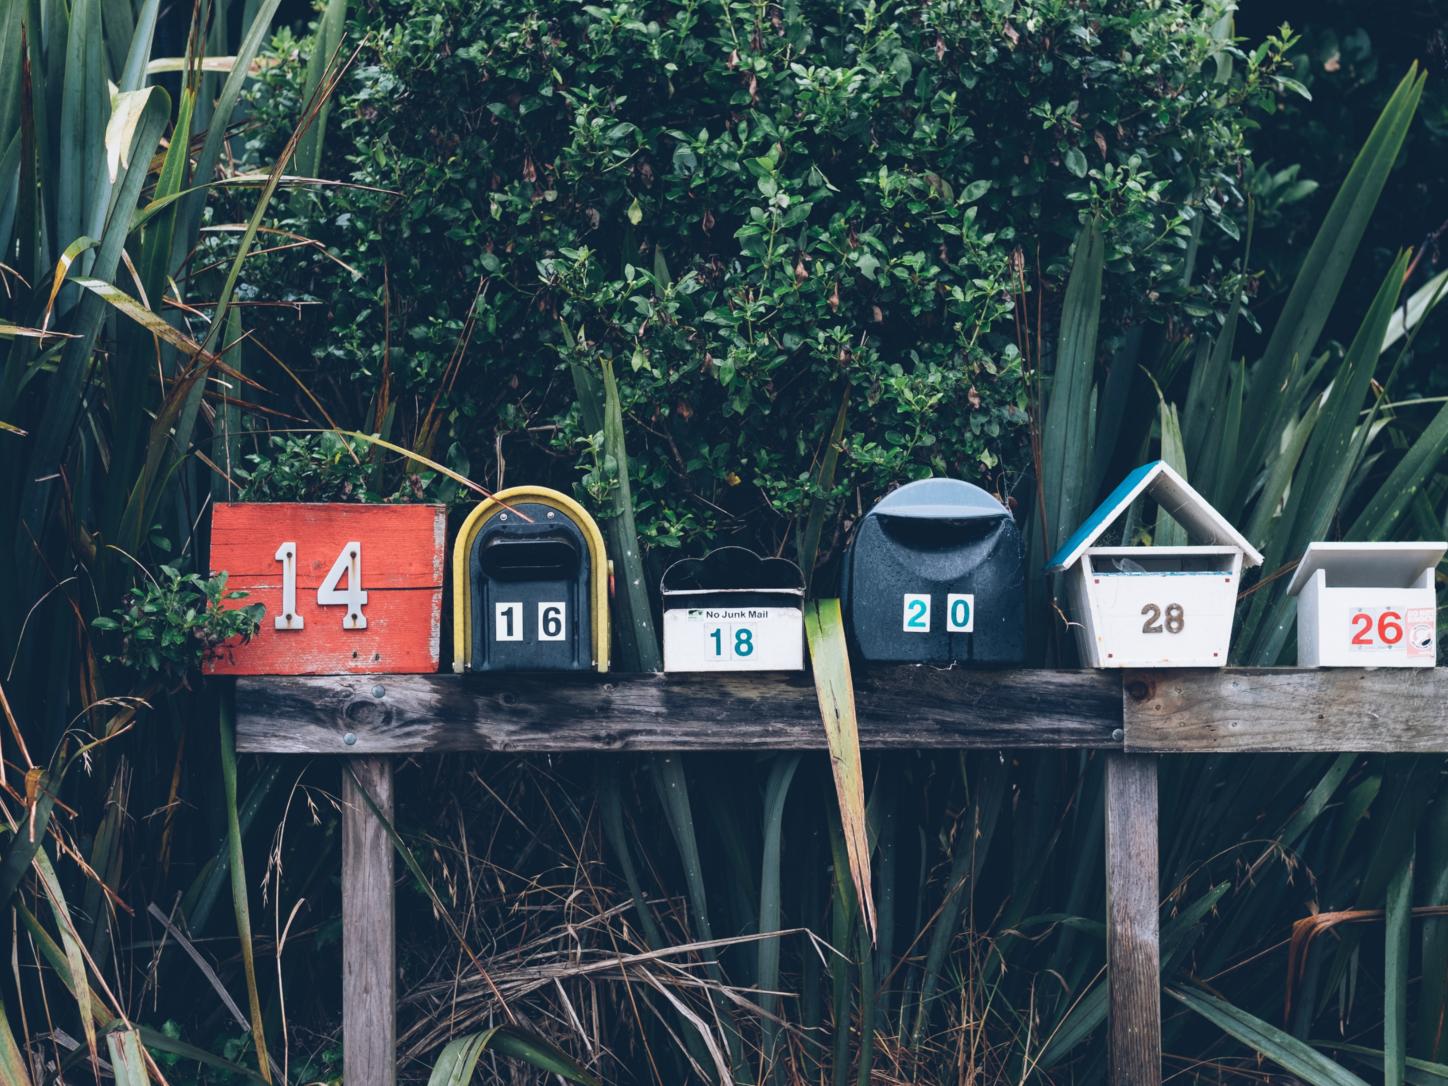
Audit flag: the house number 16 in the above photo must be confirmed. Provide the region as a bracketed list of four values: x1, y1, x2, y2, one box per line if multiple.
[274, 541, 368, 630]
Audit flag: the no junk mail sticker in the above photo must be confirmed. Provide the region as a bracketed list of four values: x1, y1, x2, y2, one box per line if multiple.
[206, 503, 446, 675]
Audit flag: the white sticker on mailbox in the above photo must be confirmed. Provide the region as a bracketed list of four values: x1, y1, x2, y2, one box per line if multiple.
[946, 593, 974, 633]
[495, 601, 524, 641]
[1407, 606, 1436, 660]
[538, 602, 566, 641]
[902, 593, 931, 633]
[662, 607, 803, 672]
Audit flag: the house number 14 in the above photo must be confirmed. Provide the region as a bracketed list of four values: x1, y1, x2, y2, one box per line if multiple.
[273, 541, 368, 630]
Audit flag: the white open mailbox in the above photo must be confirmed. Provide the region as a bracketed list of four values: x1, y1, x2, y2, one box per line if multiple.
[1046, 461, 1263, 668]
[660, 547, 805, 672]
[1286, 542, 1443, 667]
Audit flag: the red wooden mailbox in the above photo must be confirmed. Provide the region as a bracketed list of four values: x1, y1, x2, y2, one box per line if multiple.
[206, 503, 446, 675]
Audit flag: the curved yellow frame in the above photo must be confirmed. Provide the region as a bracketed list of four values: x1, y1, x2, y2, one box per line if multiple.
[452, 486, 610, 673]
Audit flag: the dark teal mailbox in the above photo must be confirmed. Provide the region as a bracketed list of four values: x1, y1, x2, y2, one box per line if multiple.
[841, 478, 1025, 664]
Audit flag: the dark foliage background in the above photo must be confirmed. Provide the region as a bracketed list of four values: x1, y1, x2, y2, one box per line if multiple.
[236, 0, 1289, 563]
[1240, 0, 1448, 395]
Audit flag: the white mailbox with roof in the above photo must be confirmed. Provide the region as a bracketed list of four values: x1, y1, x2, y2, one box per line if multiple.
[1046, 460, 1264, 668]
[1286, 542, 1443, 667]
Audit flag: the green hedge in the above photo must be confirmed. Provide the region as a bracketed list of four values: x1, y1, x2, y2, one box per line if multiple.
[244, 0, 1290, 556]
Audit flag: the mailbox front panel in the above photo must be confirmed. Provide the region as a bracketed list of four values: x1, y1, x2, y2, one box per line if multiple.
[1300, 581, 1437, 667]
[844, 502, 1025, 664]
[663, 606, 804, 671]
[1078, 568, 1236, 667]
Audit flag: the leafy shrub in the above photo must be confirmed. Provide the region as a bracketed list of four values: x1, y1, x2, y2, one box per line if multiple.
[235, 431, 437, 502]
[92, 568, 264, 687]
[242, 0, 1296, 558]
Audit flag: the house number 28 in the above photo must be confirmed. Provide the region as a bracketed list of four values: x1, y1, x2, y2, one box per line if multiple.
[273, 541, 368, 631]
[1140, 602, 1185, 634]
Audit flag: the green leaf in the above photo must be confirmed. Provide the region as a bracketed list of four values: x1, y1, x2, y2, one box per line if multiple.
[1040, 218, 1104, 556]
[1345, 397, 1448, 541]
[426, 1026, 599, 1086]
[805, 598, 876, 942]
[1382, 267, 1448, 353]
[33, 848, 96, 1064]
[0, 1000, 33, 1086]
[293, 0, 347, 178]
[1234, 65, 1425, 511]
[758, 753, 801, 1066]
[1154, 399, 1187, 547]
[1169, 985, 1370, 1085]
[1387, 846, 1415, 1086]
[1065, 146, 1088, 177]
[105, 1028, 150, 1086]
[218, 692, 272, 1082]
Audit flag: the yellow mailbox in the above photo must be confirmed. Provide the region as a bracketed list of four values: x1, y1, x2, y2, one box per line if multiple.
[452, 487, 610, 673]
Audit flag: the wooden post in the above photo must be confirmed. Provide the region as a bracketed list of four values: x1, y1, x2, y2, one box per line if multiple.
[1105, 752, 1161, 1085]
[342, 756, 396, 1086]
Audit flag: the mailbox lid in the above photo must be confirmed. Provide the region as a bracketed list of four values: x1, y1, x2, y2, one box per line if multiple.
[1287, 541, 1447, 595]
[660, 546, 805, 609]
[868, 477, 1012, 522]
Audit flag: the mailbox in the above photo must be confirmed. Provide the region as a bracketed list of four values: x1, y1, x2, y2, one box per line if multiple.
[1287, 541, 1444, 667]
[661, 547, 804, 672]
[841, 478, 1025, 664]
[452, 486, 610, 673]
[1046, 460, 1263, 668]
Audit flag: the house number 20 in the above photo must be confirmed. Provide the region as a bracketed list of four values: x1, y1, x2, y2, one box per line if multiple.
[273, 541, 368, 630]
[1140, 602, 1185, 634]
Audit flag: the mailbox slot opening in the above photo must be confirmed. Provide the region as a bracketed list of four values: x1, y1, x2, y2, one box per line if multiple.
[876, 514, 1005, 552]
[1320, 566, 1431, 590]
[477, 534, 580, 581]
[1083, 548, 1238, 577]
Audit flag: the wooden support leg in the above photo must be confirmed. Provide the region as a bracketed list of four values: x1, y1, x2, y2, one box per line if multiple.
[343, 756, 396, 1086]
[1105, 752, 1161, 1085]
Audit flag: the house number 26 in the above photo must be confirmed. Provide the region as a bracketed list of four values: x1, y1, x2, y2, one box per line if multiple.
[273, 541, 368, 631]
[1140, 603, 1185, 634]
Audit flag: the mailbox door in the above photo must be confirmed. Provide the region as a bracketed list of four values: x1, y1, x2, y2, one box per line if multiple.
[1313, 586, 1437, 667]
[662, 592, 804, 672]
[845, 510, 1025, 664]
[468, 503, 592, 671]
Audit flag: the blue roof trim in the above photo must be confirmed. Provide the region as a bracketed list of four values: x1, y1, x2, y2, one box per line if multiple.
[1045, 461, 1163, 571]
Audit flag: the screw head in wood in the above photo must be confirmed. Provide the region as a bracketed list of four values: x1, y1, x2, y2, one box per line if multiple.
[343, 732, 357, 746]
[372, 685, 385, 699]
[1112, 728, 1124, 742]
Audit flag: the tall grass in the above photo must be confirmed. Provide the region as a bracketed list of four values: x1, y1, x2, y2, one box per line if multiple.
[0, 0, 332, 1078]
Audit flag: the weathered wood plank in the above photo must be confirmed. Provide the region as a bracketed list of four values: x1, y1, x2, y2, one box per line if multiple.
[342, 757, 395, 1086]
[1105, 753, 1161, 1086]
[235, 670, 1122, 753]
[1123, 669, 1448, 753]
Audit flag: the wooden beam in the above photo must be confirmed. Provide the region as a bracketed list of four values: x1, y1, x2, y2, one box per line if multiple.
[1105, 753, 1161, 1086]
[1122, 669, 1448, 753]
[342, 757, 395, 1086]
[235, 670, 1122, 753]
